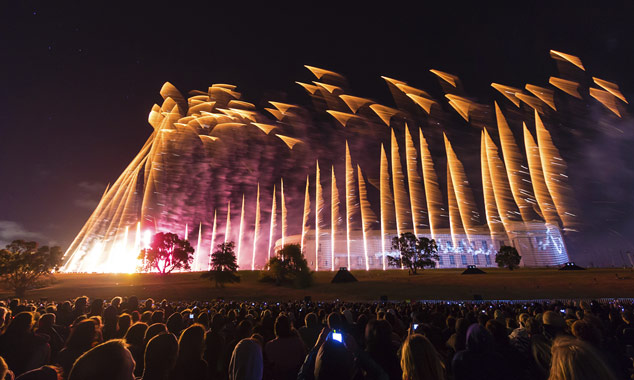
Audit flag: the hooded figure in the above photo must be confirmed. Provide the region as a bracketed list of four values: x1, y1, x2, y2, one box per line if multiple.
[229, 338, 263, 380]
[451, 324, 507, 380]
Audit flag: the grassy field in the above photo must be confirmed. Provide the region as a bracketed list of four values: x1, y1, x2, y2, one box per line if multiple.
[3, 268, 634, 302]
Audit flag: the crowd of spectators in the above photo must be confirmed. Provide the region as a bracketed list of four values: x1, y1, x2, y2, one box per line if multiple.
[0, 296, 632, 379]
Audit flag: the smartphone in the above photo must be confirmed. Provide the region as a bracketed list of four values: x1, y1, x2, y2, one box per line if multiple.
[189, 313, 194, 320]
[331, 330, 343, 343]
[560, 309, 565, 314]
[412, 323, 419, 331]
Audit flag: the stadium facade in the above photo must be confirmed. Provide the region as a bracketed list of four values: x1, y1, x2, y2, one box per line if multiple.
[277, 221, 569, 270]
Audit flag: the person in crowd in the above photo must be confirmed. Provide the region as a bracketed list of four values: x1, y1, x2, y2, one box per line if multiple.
[34, 314, 64, 362]
[0, 312, 50, 376]
[124, 322, 148, 378]
[365, 319, 401, 380]
[400, 334, 445, 380]
[263, 314, 306, 380]
[56, 319, 97, 378]
[141, 333, 178, 380]
[452, 324, 506, 380]
[298, 313, 321, 349]
[0, 355, 13, 380]
[228, 338, 263, 380]
[67, 340, 135, 380]
[171, 324, 208, 380]
[548, 336, 618, 380]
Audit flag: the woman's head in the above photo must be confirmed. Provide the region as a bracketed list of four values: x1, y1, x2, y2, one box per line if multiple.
[548, 336, 617, 380]
[124, 322, 148, 348]
[400, 334, 445, 380]
[68, 340, 135, 380]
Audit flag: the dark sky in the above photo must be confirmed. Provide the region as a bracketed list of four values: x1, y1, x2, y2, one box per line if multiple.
[1, 2, 632, 258]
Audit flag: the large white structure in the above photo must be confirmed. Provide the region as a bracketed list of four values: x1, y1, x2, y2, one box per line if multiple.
[276, 221, 569, 270]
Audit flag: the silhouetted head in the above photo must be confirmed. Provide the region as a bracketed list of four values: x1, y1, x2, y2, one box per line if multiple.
[143, 333, 178, 378]
[68, 339, 135, 380]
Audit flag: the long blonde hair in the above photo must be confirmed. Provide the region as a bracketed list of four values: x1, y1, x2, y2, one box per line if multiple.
[549, 336, 618, 380]
[400, 334, 445, 380]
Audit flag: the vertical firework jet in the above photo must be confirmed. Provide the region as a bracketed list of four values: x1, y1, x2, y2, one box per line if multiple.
[495, 103, 535, 221]
[301, 176, 310, 253]
[404, 125, 425, 235]
[237, 194, 245, 266]
[391, 129, 410, 243]
[268, 185, 276, 259]
[281, 179, 287, 247]
[357, 165, 373, 270]
[315, 161, 325, 271]
[379, 144, 393, 270]
[345, 142, 357, 269]
[224, 201, 231, 244]
[523, 123, 560, 226]
[331, 166, 340, 271]
[252, 184, 260, 270]
[208, 210, 217, 270]
[444, 134, 479, 243]
[195, 223, 202, 270]
[535, 111, 576, 227]
[419, 129, 443, 239]
[480, 131, 504, 243]
[483, 128, 519, 234]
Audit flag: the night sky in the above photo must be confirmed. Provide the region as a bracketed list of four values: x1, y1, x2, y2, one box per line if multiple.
[1, 2, 632, 263]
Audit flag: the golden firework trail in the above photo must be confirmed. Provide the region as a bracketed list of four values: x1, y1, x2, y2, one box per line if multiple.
[534, 111, 576, 229]
[445, 94, 471, 122]
[315, 161, 325, 271]
[252, 184, 260, 270]
[444, 134, 479, 242]
[370, 104, 400, 126]
[295, 81, 320, 95]
[281, 179, 287, 247]
[275, 134, 303, 149]
[357, 165, 374, 271]
[483, 128, 519, 232]
[304, 65, 345, 80]
[237, 194, 245, 266]
[495, 103, 536, 221]
[480, 131, 503, 240]
[514, 93, 544, 114]
[185, 223, 189, 240]
[268, 185, 276, 259]
[269, 101, 295, 114]
[195, 223, 202, 270]
[251, 123, 277, 135]
[405, 94, 436, 114]
[379, 144, 393, 270]
[549, 77, 582, 99]
[301, 176, 310, 254]
[339, 95, 372, 113]
[430, 69, 458, 87]
[523, 123, 560, 226]
[391, 129, 410, 242]
[550, 50, 585, 70]
[326, 110, 358, 127]
[419, 128, 443, 239]
[446, 163, 461, 247]
[525, 84, 557, 111]
[589, 88, 622, 117]
[593, 77, 628, 103]
[331, 166, 340, 272]
[208, 210, 217, 270]
[345, 142, 358, 269]
[313, 81, 342, 94]
[491, 83, 523, 107]
[224, 201, 231, 244]
[404, 125, 425, 235]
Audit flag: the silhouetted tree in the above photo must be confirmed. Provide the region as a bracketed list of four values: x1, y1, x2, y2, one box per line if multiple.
[495, 245, 522, 270]
[201, 241, 240, 287]
[261, 244, 313, 288]
[138, 232, 194, 274]
[388, 232, 439, 274]
[0, 240, 63, 297]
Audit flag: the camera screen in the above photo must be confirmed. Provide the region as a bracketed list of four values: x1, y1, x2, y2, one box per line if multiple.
[332, 332, 343, 343]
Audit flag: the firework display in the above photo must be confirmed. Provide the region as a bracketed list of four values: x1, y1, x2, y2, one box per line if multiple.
[61, 50, 628, 273]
